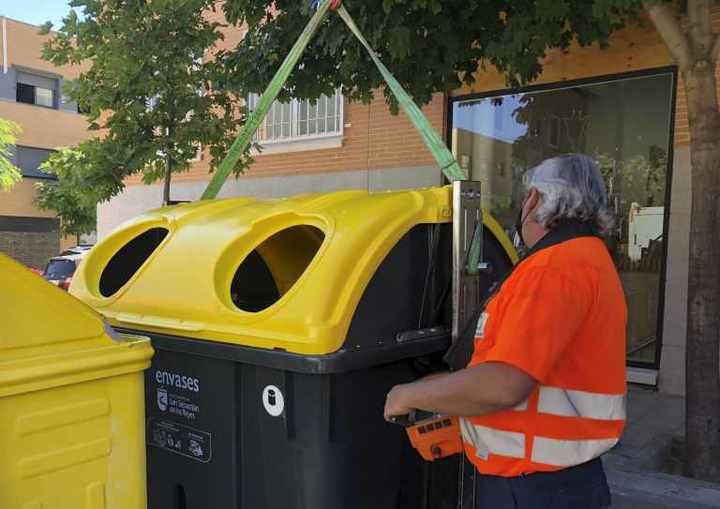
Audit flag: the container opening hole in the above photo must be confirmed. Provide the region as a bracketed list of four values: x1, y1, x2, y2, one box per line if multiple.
[231, 225, 324, 312]
[99, 227, 169, 297]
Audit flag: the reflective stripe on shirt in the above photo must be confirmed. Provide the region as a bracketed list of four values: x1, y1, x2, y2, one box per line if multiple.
[538, 386, 626, 421]
[531, 436, 619, 467]
[460, 419, 525, 460]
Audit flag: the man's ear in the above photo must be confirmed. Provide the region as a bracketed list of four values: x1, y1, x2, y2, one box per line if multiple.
[526, 188, 541, 215]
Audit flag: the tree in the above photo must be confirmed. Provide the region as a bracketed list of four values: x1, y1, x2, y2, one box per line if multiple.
[220, 1, 639, 107]
[35, 146, 99, 244]
[0, 119, 22, 192]
[642, 0, 720, 483]
[41, 0, 249, 205]
[221, 0, 720, 480]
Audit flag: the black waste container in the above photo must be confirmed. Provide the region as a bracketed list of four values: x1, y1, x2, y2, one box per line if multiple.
[69, 188, 515, 509]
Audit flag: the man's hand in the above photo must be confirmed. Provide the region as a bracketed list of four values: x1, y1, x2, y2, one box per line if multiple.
[384, 383, 416, 421]
[382, 362, 537, 419]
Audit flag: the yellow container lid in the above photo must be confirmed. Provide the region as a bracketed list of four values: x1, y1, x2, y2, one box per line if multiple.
[0, 253, 152, 397]
[70, 186, 514, 355]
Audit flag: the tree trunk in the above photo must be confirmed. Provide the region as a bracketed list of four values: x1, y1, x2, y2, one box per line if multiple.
[683, 59, 720, 482]
[162, 154, 172, 205]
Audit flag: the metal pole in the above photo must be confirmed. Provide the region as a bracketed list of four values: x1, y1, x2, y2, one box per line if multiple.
[2, 17, 8, 75]
[452, 180, 483, 344]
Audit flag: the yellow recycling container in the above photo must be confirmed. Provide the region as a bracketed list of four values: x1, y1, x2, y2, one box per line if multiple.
[0, 253, 153, 509]
[70, 186, 516, 355]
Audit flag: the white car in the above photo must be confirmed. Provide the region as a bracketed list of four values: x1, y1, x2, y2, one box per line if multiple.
[43, 245, 93, 290]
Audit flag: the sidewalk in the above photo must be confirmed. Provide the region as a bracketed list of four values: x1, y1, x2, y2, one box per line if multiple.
[605, 386, 720, 508]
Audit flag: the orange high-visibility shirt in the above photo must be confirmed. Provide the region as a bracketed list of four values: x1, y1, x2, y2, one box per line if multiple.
[461, 236, 627, 477]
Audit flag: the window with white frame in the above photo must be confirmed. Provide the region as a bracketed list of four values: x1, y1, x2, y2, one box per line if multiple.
[248, 90, 343, 144]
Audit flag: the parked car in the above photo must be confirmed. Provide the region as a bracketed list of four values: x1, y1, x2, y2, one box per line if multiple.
[43, 246, 93, 290]
[59, 244, 94, 256]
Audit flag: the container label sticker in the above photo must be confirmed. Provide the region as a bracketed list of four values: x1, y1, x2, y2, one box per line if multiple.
[155, 387, 200, 421]
[262, 385, 285, 417]
[149, 418, 212, 463]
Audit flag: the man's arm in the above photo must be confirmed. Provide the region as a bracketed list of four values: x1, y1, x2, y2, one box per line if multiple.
[384, 361, 537, 420]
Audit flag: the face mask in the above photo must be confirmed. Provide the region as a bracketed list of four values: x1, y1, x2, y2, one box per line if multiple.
[513, 198, 529, 251]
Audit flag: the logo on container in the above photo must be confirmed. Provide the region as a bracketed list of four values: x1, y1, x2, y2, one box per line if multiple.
[262, 385, 285, 417]
[157, 387, 168, 411]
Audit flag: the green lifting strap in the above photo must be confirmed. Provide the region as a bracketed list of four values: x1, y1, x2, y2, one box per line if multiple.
[201, 0, 480, 273]
[202, 0, 467, 200]
[201, 0, 334, 200]
[335, 4, 480, 275]
[335, 5, 466, 182]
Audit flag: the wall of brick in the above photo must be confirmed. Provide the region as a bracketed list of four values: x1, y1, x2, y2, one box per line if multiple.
[0, 231, 59, 268]
[0, 20, 90, 149]
[0, 99, 90, 149]
[0, 178, 58, 217]
[0, 216, 60, 268]
[2, 17, 83, 79]
[0, 179, 77, 252]
[0, 18, 90, 152]
[451, 21, 674, 96]
[124, 92, 445, 186]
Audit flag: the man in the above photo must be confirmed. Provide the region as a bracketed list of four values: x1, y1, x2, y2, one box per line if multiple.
[385, 154, 627, 508]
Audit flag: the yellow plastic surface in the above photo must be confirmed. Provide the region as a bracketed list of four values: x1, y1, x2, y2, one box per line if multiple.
[1, 253, 153, 509]
[71, 186, 516, 355]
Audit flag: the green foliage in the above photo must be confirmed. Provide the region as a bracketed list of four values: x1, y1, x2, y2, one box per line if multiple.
[35, 145, 101, 239]
[42, 0, 250, 202]
[221, 0, 642, 112]
[0, 119, 22, 192]
[596, 147, 667, 211]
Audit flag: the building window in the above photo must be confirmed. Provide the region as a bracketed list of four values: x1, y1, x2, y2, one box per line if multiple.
[16, 83, 35, 104]
[16, 71, 58, 109]
[10, 146, 56, 180]
[449, 70, 675, 369]
[16, 83, 56, 108]
[248, 90, 343, 144]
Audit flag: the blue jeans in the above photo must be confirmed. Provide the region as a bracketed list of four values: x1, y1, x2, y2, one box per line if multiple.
[468, 457, 612, 508]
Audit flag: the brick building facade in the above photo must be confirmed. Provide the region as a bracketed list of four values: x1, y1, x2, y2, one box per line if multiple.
[0, 17, 90, 267]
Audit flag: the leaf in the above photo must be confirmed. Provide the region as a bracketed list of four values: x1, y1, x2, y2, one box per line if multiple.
[388, 27, 412, 59]
[219, 0, 642, 117]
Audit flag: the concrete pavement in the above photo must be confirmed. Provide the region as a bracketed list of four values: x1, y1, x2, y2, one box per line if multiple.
[605, 386, 720, 508]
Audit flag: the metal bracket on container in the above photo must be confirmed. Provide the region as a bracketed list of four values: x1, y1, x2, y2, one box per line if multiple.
[452, 180, 483, 344]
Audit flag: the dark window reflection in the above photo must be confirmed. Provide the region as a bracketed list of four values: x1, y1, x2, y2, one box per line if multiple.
[451, 73, 674, 367]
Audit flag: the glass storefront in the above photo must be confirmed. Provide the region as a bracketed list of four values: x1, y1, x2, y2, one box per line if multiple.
[449, 70, 675, 368]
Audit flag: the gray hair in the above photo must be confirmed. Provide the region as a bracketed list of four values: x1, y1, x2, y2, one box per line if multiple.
[525, 154, 615, 236]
